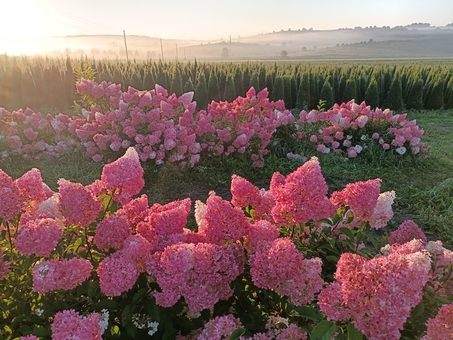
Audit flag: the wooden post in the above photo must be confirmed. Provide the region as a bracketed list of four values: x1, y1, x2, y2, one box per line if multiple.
[123, 30, 129, 62]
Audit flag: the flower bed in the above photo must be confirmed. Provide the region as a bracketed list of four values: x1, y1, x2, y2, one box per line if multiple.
[0, 147, 451, 339]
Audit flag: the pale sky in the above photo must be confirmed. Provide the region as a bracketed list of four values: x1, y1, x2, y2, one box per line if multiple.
[2, 0, 452, 41]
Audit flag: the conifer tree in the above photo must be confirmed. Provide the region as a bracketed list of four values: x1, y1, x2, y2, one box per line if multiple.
[296, 73, 310, 109]
[386, 76, 403, 111]
[250, 73, 260, 91]
[406, 78, 424, 110]
[365, 77, 380, 109]
[283, 76, 292, 109]
[271, 76, 285, 102]
[207, 72, 220, 102]
[444, 76, 453, 109]
[234, 68, 244, 96]
[170, 69, 183, 95]
[183, 77, 195, 93]
[195, 72, 209, 109]
[425, 79, 444, 110]
[319, 80, 334, 110]
[223, 74, 237, 102]
[343, 78, 357, 103]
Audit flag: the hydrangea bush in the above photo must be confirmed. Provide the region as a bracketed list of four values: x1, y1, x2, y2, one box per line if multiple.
[1, 148, 452, 340]
[1, 80, 427, 169]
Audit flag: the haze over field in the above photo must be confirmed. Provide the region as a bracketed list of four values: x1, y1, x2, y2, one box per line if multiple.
[1, 0, 453, 59]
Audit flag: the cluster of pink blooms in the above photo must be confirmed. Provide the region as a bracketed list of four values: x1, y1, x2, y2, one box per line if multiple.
[421, 302, 453, 340]
[0, 107, 79, 161]
[318, 242, 432, 340]
[51, 309, 105, 340]
[15, 217, 63, 257]
[73, 79, 203, 167]
[193, 87, 294, 167]
[423, 240, 453, 298]
[32, 257, 93, 293]
[296, 100, 428, 158]
[249, 237, 323, 306]
[196, 314, 243, 340]
[388, 219, 428, 245]
[147, 242, 244, 312]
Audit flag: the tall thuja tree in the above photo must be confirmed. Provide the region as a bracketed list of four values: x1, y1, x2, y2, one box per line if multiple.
[337, 70, 348, 104]
[242, 66, 251, 93]
[343, 78, 357, 103]
[364, 77, 380, 109]
[290, 76, 298, 109]
[259, 67, 267, 90]
[265, 71, 275, 96]
[143, 68, 155, 90]
[249, 72, 260, 91]
[358, 73, 368, 103]
[425, 78, 444, 110]
[234, 68, 244, 97]
[406, 78, 424, 110]
[283, 76, 292, 109]
[207, 71, 221, 102]
[386, 75, 403, 111]
[170, 67, 183, 96]
[195, 71, 209, 109]
[296, 72, 310, 110]
[271, 75, 285, 102]
[319, 79, 334, 109]
[183, 76, 195, 93]
[444, 75, 453, 109]
[223, 73, 236, 102]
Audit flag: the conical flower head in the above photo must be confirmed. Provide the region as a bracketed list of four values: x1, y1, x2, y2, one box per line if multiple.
[270, 157, 334, 225]
[101, 147, 145, 204]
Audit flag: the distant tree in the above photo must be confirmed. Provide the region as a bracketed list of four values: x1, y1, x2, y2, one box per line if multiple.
[364, 78, 380, 108]
[301, 46, 307, 52]
[296, 73, 310, 109]
[406, 78, 424, 110]
[223, 74, 236, 102]
[195, 72, 208, 109]
[319, 80, 334, 109]
[343, 78, 357, 102]
[271, 76, 285, 102]
[207, 72, 221, 102]
[386, 76, 403, 111]
[425, 79, 444, 110]
[221, 47, 229, 58]
[280, 50, 288, 58]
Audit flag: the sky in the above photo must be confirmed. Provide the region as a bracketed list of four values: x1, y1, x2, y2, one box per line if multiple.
[1, 0, 452, 47]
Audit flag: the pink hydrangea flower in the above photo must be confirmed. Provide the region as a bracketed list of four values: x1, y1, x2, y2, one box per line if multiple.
[147, 243, 244, 312]
[94, 214, 131, 251]
[244, 220, 280, 254]
[197, 314, 243, 340]
[32, 258, 92, 293]
[58, 179, 102, 227]
[421, 302, 453, 340]
[249, 238, 323, 306]
[20, 336, 39, 340]
[330, 179, 381, 223]
[14, 168, 47, 203]
[369, 190, 395, 229]
[270, 157, 334, 226]
[15, 218, 63, 257]
[388, 220, 427, 245]
[51, 309, 102, 340]
[230, 174, 261, 209]
[121, 234, 153, 272]
[100, 147, 145, 205]
[318, 250, 431, 340]
[197, 192, 250, 244]
[97, 252, 139, 296]
[0, 169, 24, 220]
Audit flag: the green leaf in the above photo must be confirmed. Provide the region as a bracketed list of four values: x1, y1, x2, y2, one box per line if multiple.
[121, 304, 133, 325]
[132, 287, 148, 304]
[339, 228, 355, 239]
[97, 298, 119, 311]
[347, 324, 363, 340]
[293, 306, 324, 321]
[230, 328, 246, 339]
[310, 320, 338, 340]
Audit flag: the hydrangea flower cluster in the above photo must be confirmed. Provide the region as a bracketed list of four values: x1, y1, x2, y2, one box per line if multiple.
[0, 107, 79, 161]
[249, 238, 323, 306]
[0, 169, 25, 220]
[296, 100, 428, 158]
[388, 219, 428, 245]
[196, 314, 243, 340]
[270, 157, 334, 226]
[421, 302, 453, 340]
[32, 257, 93, 293]
[147, 242, 244, 312]
[15, 217, 63, 257]
[193, 87, 294, 167]
[318, 245, 432, 340]
[51, 309, 105, 340]
[72, 79, 203, 167]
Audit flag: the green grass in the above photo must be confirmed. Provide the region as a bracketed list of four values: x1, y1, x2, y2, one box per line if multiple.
[2, 110, 453, 246]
